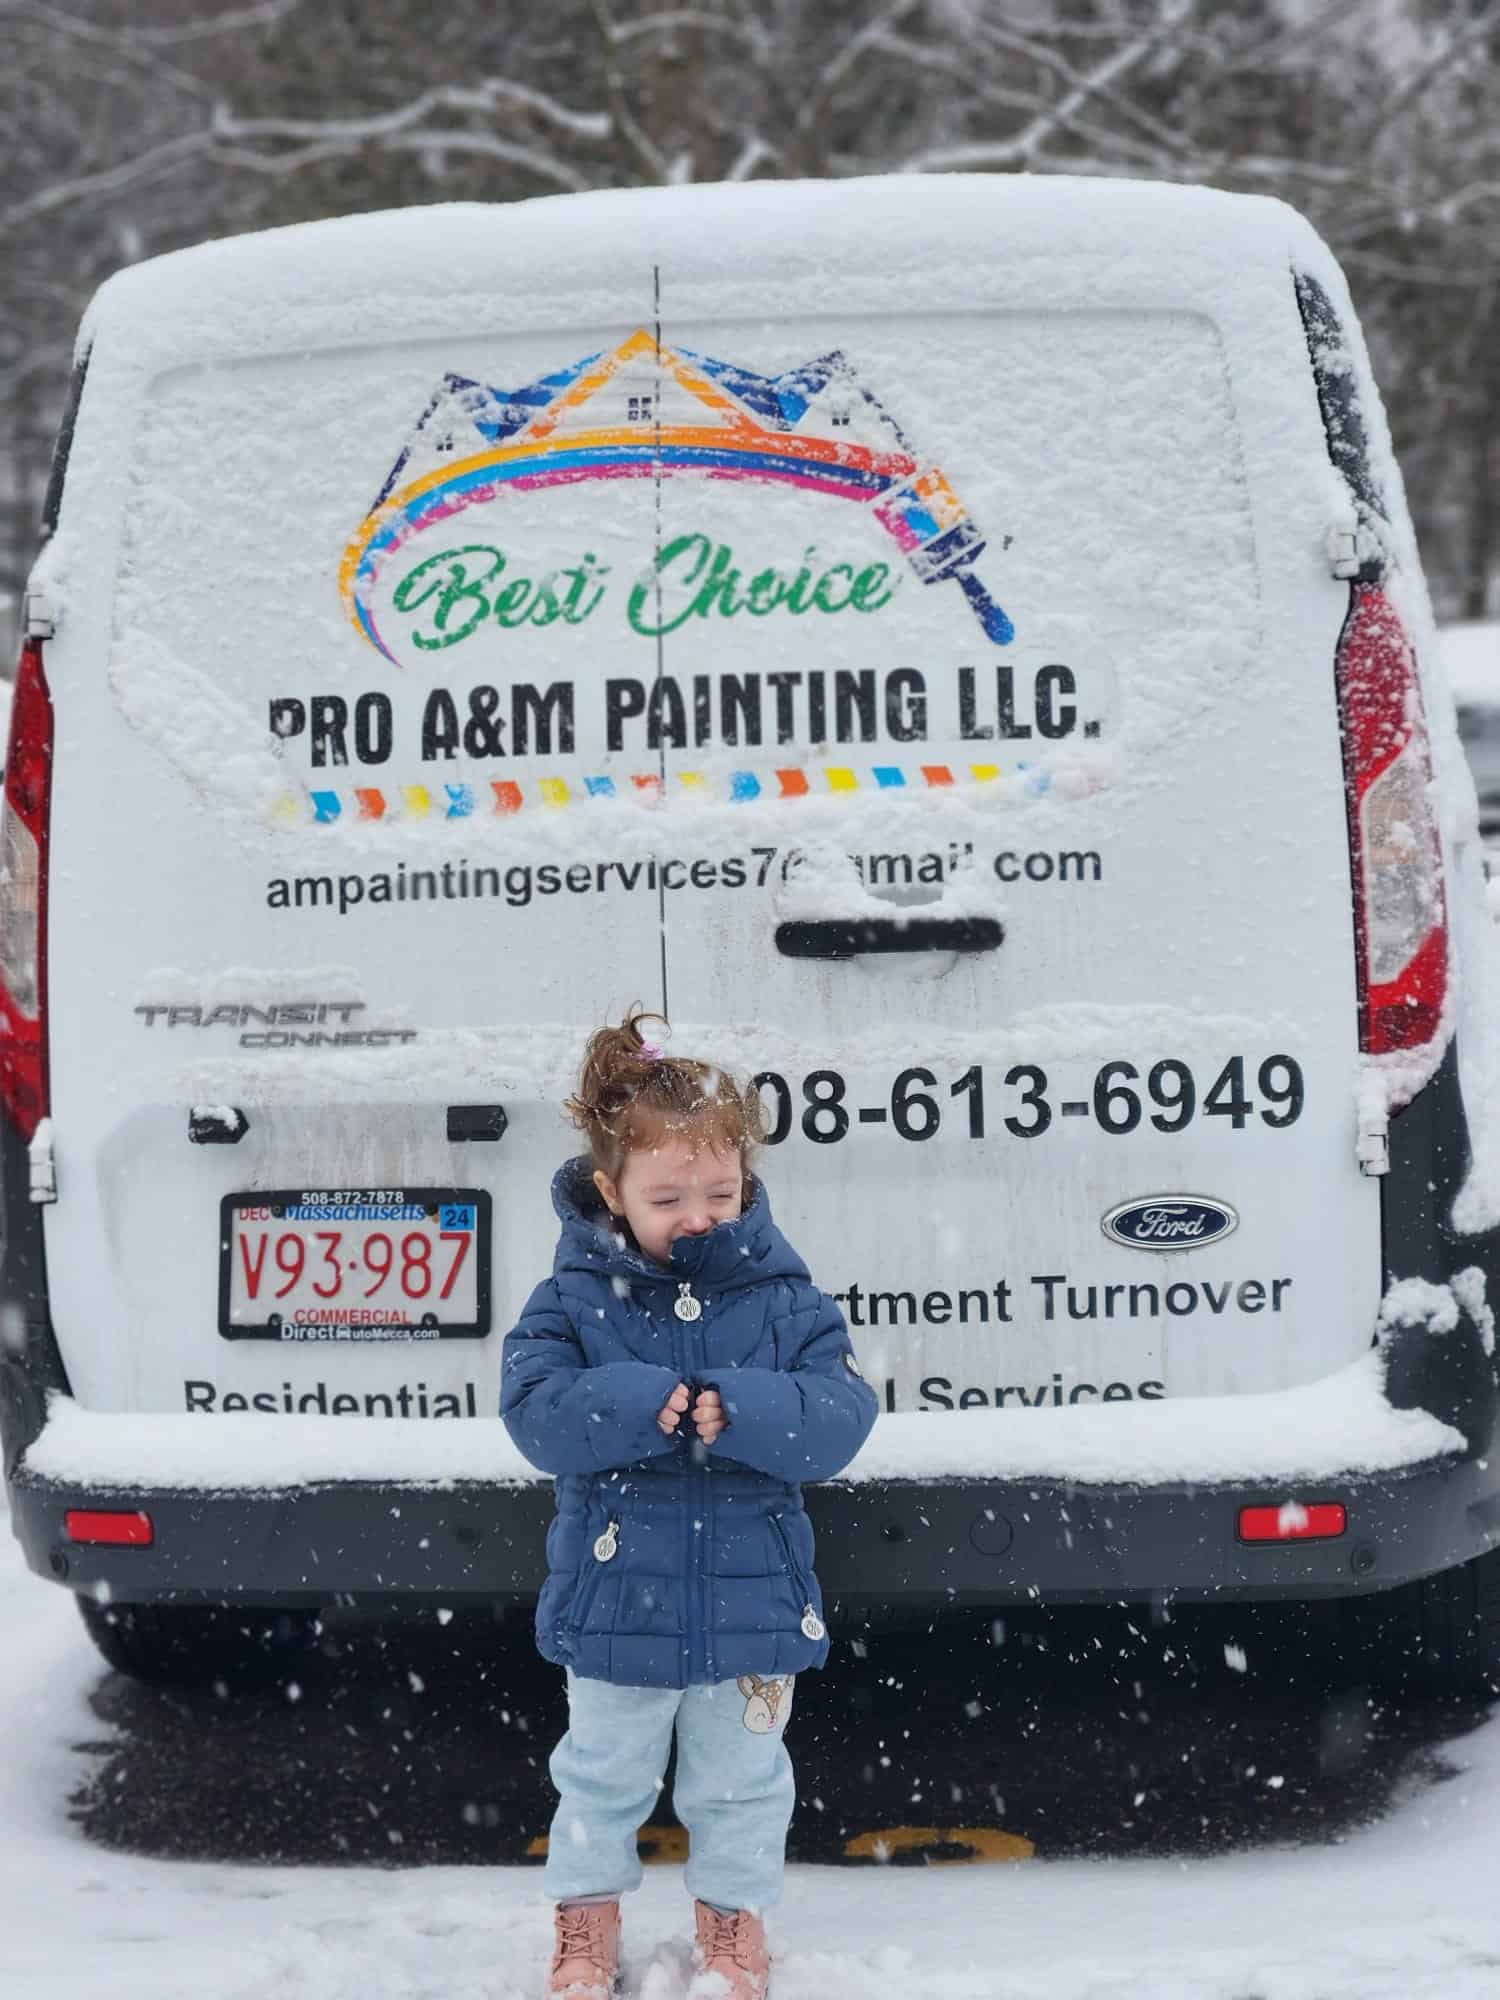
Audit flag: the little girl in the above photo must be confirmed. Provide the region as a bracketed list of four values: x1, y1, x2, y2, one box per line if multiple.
[502, 1009, 878, 2000]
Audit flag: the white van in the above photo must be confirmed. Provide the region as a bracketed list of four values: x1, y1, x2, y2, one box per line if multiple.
[5, 176, 1500, 1689]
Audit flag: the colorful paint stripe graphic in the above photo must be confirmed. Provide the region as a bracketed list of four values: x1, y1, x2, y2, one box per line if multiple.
[340, 330, 1013, 663]
[282, 762, 1054, 826]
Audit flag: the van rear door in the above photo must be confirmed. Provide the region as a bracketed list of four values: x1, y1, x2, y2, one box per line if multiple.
[44, 322, 675, 1419]
[641, 299, 1378, 1416]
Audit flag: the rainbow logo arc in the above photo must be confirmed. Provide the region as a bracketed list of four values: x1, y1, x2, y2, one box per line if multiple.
[339, 330, 1013, 665]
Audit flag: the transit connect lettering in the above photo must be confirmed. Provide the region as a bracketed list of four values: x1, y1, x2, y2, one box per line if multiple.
[136, 1002, 366, 1028]
[134, 999, 418, 1050]
[184, 1379, 481, 1417]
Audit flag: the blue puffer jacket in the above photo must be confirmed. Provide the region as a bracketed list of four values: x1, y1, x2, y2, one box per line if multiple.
[501, 1159, 879, 1689]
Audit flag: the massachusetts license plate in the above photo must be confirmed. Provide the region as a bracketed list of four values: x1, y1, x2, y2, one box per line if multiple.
[218, 1188, 492, 1341]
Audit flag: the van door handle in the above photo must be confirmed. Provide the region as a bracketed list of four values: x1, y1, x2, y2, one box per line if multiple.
[189, 1107, 249, 1144]
[774, 917, 1004, 960]
[446, 1104, 508, 1141]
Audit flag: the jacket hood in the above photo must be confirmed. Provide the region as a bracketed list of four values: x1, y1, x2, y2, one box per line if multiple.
[550, 1156, 809, 1293]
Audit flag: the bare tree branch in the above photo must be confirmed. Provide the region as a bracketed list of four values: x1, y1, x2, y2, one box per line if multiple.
[215, 129, 596, 193]
[215, 79, 612, 148]
[872, 30, 1190, 168]
[588, 0, 674, 183]
[1, 131, 214, 233]
[793, 0, 926, 141]
[0, 0, 307, 46]
[1359, 3, 1500, 145]
[726, 132, 777, 181]
[951, 10, 1197, 160]
[1, 0, 230, 99]
[607, 7, 764, 53]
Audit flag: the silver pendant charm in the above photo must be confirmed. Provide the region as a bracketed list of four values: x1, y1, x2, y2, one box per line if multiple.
[800, 1604, 826, 1642]
[593, 1520, 619, 1563]
[673, 1282, 703, 1323]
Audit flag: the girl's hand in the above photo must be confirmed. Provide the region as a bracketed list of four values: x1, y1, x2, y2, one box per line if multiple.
[657, 1382, 691, 1434]
[692, 1388, 726, 1445]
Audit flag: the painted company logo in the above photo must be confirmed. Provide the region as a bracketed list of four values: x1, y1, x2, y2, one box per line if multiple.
[1101, 1197, 1239, 1252]
[339, 329, 1014, 664]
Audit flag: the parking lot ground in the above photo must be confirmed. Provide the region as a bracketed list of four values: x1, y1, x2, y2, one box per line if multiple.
[67, 1600, 1493, 1869]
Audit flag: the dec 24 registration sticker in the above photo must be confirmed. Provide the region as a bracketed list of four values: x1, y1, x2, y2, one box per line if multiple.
[218, 1188, 493, 1341]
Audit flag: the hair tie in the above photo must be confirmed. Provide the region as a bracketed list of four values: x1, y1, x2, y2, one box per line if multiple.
[639, 1039, 664, 1061]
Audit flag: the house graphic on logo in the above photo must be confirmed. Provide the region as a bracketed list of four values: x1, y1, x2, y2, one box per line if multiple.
[340, 329, 1013, 664]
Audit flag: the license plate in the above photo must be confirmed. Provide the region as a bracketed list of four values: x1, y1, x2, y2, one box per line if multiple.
[218, 1188, 492, 1341]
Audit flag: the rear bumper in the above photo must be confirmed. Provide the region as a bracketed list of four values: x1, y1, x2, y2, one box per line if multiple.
[10, 1442, 1500, 1612]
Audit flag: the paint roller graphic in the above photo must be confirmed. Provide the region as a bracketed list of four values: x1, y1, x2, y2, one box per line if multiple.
[873, 466, 1014, 645]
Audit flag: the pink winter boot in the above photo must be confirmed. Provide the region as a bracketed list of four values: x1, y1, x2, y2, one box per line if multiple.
[690, 1901, 771, 2000]
[547, 1900, 621, 2000]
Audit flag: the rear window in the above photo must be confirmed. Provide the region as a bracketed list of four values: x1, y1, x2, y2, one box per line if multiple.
[111, 311, 1261, 830]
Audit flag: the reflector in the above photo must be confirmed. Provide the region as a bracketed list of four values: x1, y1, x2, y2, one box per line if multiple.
[1238, 1502, 1347, 1542]
[65, 1510, 154, 1547]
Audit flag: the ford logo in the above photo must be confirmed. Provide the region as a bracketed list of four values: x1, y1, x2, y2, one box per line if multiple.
[1102, 1195, 1239, 1252]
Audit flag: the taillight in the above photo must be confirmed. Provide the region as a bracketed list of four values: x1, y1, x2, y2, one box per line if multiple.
[0, 637, 53, 1138]
[1335, 582, 1447, 1054]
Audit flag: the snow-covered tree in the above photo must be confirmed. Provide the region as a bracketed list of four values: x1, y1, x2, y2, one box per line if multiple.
[3, 0, 1500, 646]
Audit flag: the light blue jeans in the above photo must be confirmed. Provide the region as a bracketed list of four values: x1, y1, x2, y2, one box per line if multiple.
[543, 1671, 796, 1912]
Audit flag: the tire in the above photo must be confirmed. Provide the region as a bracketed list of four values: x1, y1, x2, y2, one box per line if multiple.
[1346, 1545, 1500, 1697]
[76, 1596, 320, 1689]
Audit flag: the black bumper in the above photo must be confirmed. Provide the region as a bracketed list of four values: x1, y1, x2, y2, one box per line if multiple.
[10, 1448, 1500, 1612]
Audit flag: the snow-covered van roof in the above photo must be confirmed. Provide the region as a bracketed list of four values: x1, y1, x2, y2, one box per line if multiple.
[77, 175, 1342, 370]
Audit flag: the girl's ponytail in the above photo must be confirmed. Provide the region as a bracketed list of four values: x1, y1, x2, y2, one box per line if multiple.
[566, 1006, 759, 1180]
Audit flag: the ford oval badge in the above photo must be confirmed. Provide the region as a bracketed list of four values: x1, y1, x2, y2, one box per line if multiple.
[1102, 1195, 1239, 1252]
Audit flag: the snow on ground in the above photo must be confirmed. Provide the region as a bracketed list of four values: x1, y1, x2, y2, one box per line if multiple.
[3, 1510, 1500, 2000]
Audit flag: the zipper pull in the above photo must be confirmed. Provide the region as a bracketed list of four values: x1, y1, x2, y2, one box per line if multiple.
[800, 1603, 826, 1641]
[673, 1281, 703, 1323]
[593, 1520, 619, 1563]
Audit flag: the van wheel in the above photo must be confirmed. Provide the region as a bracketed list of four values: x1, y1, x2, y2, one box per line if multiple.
[75, 1597, 320, 1688]
[1347, 1545, 1500, 1696]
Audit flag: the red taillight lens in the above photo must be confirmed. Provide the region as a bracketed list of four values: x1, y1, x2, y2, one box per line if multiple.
[0, 637, 52, 1139]
[65, 1509, 154, 1547]
[1238, 1501, 1347, 1543]
[1335, 582, 1447, 1055]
